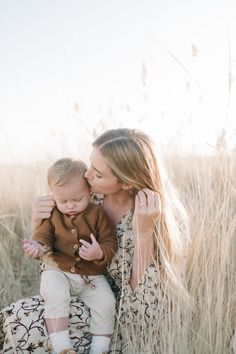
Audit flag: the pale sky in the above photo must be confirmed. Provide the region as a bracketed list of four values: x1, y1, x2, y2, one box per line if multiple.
[0, 0, 236, 164]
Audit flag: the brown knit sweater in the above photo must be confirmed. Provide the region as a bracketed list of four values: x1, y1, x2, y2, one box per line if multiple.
[32, 203, 117, 275]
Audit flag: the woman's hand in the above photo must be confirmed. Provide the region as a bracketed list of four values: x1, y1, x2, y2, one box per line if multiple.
[132, 188, 161, 244]
[130, 189, 161, 289]
[32, 195, 55, 231]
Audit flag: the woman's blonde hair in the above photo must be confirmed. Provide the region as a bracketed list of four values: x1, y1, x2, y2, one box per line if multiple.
[47, 158, 87, 187]
[93, 128, 189, 289]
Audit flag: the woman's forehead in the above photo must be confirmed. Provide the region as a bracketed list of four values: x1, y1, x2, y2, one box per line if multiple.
[90, 148, 113, 176]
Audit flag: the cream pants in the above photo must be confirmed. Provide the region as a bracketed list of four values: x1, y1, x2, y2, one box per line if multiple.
[40, 269, 116, 334]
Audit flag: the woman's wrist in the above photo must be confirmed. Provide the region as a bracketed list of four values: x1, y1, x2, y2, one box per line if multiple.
[130, 235, 155, 289]
[134, 232, 154, 247]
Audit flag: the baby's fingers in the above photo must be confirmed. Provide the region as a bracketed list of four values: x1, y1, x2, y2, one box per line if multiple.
[23, 239, 33, 246]
[79, 239, 91, 248]
[24, 248, 35, 257]
[23, 244, 34, 252]
[31, 248, 39, 259]
[79, 248, 88, 259]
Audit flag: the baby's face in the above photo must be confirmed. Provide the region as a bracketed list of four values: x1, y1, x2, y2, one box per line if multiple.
[51, 176, 90, 216]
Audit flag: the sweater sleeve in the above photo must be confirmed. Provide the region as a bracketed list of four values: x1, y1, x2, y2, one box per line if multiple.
[93, 209, 118, 267]
[32, 217, 55, 248]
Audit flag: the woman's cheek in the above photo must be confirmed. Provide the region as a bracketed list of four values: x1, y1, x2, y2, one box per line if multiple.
[92, 183, 103, 193]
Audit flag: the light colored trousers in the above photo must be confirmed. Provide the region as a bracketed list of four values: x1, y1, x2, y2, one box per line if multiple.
[40, 269, 116, 334]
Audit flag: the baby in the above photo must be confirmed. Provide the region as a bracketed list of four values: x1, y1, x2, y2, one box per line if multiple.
[23, 158, 117, 354]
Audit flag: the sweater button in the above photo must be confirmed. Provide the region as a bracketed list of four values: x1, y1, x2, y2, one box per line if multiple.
[71, 229, 76, 234]
[71, 267, 76, 273]
[73, 244, 79, 250]
[75, 256, 80, 261]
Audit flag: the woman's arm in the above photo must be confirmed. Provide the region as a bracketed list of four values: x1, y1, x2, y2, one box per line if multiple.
[32, 195, 55, 231]
[130, 189, 161, 289]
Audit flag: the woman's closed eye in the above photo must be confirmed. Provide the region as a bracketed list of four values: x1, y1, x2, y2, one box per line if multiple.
[95, 174, 102, 179]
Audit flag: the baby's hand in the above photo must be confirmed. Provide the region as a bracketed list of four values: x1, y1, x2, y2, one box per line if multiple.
[79, 234, 104, 261]
[23, 240, 41, 259]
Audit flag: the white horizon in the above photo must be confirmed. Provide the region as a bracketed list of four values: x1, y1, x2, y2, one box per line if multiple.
[0, 0, 236, 164]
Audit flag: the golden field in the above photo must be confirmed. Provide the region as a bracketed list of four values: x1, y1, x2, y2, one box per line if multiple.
[0, 141, 235, 353]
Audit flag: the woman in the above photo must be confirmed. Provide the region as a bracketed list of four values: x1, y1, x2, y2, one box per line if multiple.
[0, 128, 189, 353]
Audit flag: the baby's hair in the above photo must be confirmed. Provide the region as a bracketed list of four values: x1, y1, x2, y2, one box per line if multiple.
[47, 158, 87, 187]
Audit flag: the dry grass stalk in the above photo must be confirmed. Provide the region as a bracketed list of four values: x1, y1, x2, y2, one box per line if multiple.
[0, 149, 235, 353]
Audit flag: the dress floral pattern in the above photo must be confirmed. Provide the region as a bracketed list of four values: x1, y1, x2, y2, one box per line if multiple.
[0, 194, 163, 354]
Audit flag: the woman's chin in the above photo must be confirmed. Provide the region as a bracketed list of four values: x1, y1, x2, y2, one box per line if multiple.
[90, 186, 102, 194]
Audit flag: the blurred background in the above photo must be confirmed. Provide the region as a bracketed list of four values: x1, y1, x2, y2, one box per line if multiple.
[0, 0, 236, 164]
[1, 2, 236, 353]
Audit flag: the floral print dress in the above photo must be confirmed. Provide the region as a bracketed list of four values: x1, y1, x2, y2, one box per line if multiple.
[0, 194, 163, 354]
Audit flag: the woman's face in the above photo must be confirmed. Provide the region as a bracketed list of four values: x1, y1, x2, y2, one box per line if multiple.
[85, 148, 123, 195]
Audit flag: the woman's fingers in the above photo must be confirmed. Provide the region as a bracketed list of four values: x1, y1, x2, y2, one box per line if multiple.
[33, 196, 55, 212]
[34, 211, 52, 220]
[137, 189, 161, 215]
[35, 206, 54, 213]
[144, 188, 161, 213]
[137, 190, 147, 207]
[32, 196, 55, 229]
[34, 199, 54, 213]
[137, 189, 155, 208]
[36, 195, 55, 204]
[145, 189, 155, 209]
[153, 192, 161, 213]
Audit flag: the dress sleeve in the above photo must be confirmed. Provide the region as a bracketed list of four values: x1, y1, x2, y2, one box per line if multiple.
[114, 263, 167, 353]
[120, 262, 166, 324]
[93, 209, 118, 267]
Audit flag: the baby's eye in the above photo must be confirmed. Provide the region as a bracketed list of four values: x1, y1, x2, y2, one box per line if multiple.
[73, 198, 82, 202]
[95, 174, 102, 179]
[60, 200, 67, 204]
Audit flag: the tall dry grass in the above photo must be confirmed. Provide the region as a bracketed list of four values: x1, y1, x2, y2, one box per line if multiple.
[0, 146, 235, 353]
[165, 146, 236, 353]
[0, 161, 49, 306]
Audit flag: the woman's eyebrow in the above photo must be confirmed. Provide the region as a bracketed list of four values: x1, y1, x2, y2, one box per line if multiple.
[91, 164, 103, 175]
